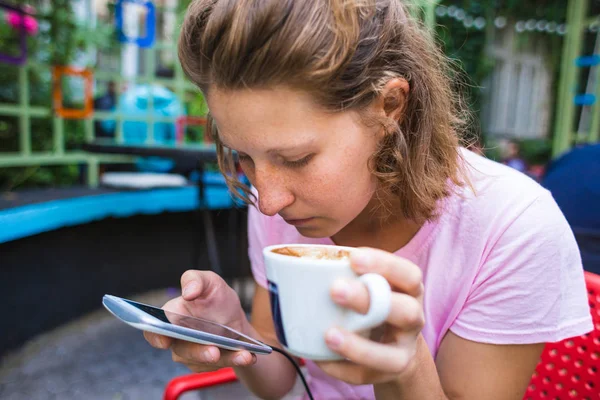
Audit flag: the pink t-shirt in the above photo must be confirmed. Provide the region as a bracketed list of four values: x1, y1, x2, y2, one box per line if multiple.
[247, 149, 593, 400]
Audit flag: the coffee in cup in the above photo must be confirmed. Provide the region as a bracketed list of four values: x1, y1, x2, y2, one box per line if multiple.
[263, 244, 391, 360]
[271, 245, 351, 260]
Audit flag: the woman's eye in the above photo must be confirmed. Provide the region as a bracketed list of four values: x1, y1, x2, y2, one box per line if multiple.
[282, 154, 314, 168]
[237, 153, 253, 163]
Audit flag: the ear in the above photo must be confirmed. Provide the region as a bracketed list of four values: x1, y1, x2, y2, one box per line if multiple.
[375, 78, 409, 122]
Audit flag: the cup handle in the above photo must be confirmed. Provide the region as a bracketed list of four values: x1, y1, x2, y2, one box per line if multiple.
[342, 273, 391, 332]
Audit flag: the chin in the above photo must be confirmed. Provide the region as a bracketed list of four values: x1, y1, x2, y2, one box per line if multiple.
[294, 224, 339, 239]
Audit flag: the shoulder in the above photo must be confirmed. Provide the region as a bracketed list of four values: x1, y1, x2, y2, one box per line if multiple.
[428, 148, 572, 274]
[440, 151, 591, 345]
[446, 149, 556, 237]
[461, 148, 547, 205]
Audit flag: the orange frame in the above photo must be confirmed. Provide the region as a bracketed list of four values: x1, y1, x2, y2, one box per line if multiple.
[176, 116, 208, 144]
[52, 66, 94, 119]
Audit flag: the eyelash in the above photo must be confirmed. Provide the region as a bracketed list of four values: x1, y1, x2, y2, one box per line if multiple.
[282, 154, 313, 168]
[237, 154, 314, 168]
[237, 154, 252, 163]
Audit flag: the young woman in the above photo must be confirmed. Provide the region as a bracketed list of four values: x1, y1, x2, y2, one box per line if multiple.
[145, 1, 592, 398]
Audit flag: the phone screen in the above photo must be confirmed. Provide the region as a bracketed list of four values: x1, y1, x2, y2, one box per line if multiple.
[123, 299, 259, 345]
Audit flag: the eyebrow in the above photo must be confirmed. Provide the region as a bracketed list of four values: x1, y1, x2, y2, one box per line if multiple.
[218, 135, 314, 154]
[266, 146, 309, 155]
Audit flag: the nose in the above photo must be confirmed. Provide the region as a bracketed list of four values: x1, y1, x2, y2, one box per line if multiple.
[253, 168, 295, 216]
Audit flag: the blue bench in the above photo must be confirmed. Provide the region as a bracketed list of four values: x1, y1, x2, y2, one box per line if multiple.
[0, 185, 235, 244]
[0, 170, 245, 243]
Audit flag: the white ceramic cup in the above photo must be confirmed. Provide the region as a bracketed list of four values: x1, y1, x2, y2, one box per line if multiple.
[262, 244, 392, 360]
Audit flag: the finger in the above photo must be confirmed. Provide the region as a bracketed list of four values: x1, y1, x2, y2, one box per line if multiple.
[180, 270, 221, 301]
[330, 278, 370, 314]
[351, 248, 423, 297]
[161, 297, 185, 313]
[143, 331, 173, 349]
[172, 347, 257, 368]
[387, 293, 424, 330]
[323, 327, 414, 374]
[171, 340, 257, 367]
[330, 285, 424, 331]
[171, 341, 220, 365]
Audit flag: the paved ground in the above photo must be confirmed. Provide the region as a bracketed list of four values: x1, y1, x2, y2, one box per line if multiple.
[0, 287, 305, 400]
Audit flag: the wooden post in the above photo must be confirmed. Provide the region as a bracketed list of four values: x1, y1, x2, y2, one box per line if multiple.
[553, 0, 588, 157]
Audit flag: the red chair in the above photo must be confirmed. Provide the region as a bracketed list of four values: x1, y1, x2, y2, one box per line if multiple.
[164, 358, 305, 400]
[524, 271, 600, 399]
[164, 272, 600, 400]
[164, 367, 238, 400]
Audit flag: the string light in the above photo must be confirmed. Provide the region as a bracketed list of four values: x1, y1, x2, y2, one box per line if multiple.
[435, 6, 447, 18]
[463, 16, 474, 28]
[525, 19, 536, 31]
[474, 17, 486, 30]
[557, 24, 567, 35]
[495, 16, 507, 29]
[447, 5, 457, 18]
[536, 20, 547, 32]
[546, 22, 557, 33]
[434, 5, 571, 36]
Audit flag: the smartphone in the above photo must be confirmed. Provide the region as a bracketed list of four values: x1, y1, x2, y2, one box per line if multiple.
[102, 294, 272, 355]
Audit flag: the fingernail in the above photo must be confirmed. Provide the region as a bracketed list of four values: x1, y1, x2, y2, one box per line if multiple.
[352, 251, 370, 273]
[331, 280, 350, 302]
[182, 282, 198, 297]
[203, 349, 215, 362]
[233, 354, 247, 366]
[153, 336, 164, 348]
[326, 328, 344, 349]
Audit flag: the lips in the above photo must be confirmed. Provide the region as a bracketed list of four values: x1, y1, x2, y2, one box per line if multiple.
[283, 217, 314, 226]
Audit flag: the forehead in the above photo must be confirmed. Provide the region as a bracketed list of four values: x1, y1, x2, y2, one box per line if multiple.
[206, 86, 347, 148]
[207, 86, 320, 120]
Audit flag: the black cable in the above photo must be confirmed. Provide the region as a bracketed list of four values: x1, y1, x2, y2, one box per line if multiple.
[270, 346, 315, 400]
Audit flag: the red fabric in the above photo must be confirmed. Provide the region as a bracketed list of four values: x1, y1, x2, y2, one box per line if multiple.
[524, 271, 600, 399]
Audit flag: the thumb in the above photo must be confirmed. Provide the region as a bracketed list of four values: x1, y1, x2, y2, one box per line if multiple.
[180, 269, 219, 301]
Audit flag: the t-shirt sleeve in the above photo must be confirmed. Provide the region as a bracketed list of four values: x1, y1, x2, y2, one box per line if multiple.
[450, 190, 593, 344]
[247, 203, 269, 289]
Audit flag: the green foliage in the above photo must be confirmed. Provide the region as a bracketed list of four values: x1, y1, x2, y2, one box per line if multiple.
[435, 0, 568, 150]
[519, 137, 553, 165]
[0, 0, 572, 188]
[0, 1, 117, 189]
[3, 164, 83, 189]
[493, 0, 567, 21]
[188, 92, 208, 116]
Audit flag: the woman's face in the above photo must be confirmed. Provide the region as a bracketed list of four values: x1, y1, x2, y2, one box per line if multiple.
[207, 86, 381, 238]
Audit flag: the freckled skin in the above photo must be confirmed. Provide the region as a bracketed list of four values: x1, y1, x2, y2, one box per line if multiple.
[207, 86, 381, 239]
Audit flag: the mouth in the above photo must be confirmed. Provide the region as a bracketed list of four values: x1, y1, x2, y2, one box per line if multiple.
[283, 217, 314, 227]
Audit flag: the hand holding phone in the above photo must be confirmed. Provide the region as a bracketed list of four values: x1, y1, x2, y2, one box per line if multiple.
[133, 270, 265, 371]
[103, 295, 272, 355]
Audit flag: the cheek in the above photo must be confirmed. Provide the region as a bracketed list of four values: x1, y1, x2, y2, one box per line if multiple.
[302, 145, 376, 208]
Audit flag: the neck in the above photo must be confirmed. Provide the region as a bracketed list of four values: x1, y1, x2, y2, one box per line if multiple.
[331, 194, 422, 253]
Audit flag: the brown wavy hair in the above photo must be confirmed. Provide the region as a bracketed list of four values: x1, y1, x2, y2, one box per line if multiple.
[178, 0, 471, 222]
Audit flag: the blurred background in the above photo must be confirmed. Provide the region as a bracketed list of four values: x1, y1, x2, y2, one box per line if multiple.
[0, 0, 599, 399]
